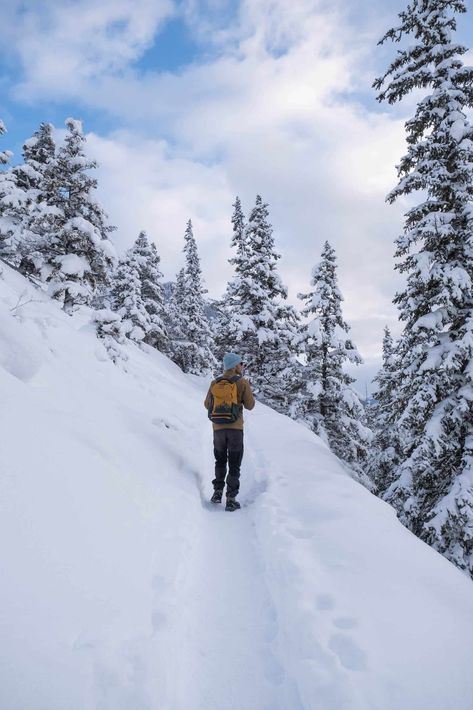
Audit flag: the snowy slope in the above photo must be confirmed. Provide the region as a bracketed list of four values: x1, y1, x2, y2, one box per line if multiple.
[1, 263, 473, 710]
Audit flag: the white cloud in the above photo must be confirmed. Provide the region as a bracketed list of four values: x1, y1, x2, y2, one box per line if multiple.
[6, 0, 176, 99]
[87, 130, 235, 287]
[5, 0, 414, 369]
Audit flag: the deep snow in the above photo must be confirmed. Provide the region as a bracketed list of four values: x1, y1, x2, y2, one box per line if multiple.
[1, 263, 473, 710]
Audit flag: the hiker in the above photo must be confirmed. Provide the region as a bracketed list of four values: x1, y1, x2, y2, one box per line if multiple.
[204, 352, 255, 511]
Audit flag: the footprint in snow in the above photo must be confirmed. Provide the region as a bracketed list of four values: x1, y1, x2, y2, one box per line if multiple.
[242, 479, 268, 506]
[333, 616, 357, 630]
[150, 574, 174, 634]
[328, 633, 367, 672]
[287, 527, 313, 540]
[316, 593, 335, 611]
[263, 650, 286, 685]
[151, 610, 168, 634]
[72, 632, 97, 651]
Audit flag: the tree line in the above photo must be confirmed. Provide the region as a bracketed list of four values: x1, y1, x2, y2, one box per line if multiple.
[0, 118, 371, 485]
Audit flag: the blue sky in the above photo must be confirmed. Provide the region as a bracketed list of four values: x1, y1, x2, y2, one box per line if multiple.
[2, 0, 473, 389]
[1, 1, 245, 156]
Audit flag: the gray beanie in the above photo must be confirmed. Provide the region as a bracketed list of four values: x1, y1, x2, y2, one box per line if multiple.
[223, 352, 242, 370]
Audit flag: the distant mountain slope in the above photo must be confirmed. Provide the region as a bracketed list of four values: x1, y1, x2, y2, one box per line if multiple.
[1, 263, 472, 710]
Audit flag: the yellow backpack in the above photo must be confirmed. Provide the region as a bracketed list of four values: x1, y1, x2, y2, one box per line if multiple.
[208, 375, 242, 424]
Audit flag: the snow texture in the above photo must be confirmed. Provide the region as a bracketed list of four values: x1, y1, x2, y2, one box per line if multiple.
[1, 263, 473, 710]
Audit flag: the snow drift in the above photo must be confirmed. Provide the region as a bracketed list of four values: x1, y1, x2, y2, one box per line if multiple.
[1, 263, 473, 710]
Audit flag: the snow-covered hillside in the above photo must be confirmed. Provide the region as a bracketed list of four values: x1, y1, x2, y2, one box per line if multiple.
[1, 263, 473, 710]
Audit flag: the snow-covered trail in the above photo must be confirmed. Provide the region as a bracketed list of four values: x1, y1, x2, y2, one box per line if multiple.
[170, 504, 292, 710]
[162, 426, 303, 710]
[175, 424, 370, 710]
[157, 404, 473, 710]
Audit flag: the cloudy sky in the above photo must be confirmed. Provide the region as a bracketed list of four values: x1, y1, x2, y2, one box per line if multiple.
[1, 0, 473, 389]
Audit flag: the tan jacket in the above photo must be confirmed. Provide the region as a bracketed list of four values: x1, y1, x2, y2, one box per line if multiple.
[204, 369, 255, 430]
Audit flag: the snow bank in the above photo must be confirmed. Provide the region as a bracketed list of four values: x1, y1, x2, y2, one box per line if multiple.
[1, 264, 472, 710]
[246, 410, 473, 709]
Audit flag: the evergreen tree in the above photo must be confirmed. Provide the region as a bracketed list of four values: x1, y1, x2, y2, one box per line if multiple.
[298, 242, 372, 480]
[215, 196, 248, 360]
[223, 195, 300, 408]
[171, 221, 216, 374]
[367, 327, 401, 492]
[0, 121, 28, 266]
[93, 308, 128, 363]
[374, 0, 473, 576]
[38, 118, 116, 313]
[230, 195, 246, 254]
[15, 122, 56, 193]
[14, 123, 57, 276]
[130, 230, 169, 353]
[0, 120, 23, 261]
[167, 267, 188, 369]
[111, 250, 150, 343]
[269, 300, 304, 416]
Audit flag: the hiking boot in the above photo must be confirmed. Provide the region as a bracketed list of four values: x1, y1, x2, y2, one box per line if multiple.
[225, 497, 241, 512]
[211, 490, 223, 504]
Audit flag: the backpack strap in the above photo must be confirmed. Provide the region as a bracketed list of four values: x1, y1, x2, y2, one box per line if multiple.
[216, 374, 242, 384]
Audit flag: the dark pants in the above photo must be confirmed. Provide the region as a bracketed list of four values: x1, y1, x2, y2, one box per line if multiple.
[212, 429, 244, 499]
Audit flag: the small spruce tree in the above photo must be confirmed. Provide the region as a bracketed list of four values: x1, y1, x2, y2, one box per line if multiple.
[298, 241, 372, 481]
[39, 118, 116, 313]
[167, 267, 189, 369]
[0, 120, 24, 262]
[14, 123, 57, 276]
[130, 230, 169, 353]
[94, 308, 128, 364]
[215, 196, 247, 361]
[367, 327, 401, 492]
[171, 221, 216, 374]
[223, 195, 300, 409]
[111, 250, 150, 343]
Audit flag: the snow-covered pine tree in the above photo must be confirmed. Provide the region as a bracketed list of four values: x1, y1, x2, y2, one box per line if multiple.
[166, 267, 188, 369]
[367, 327, 401, 493]
[297, 241, 372, 481]
[230, 195, 246, 253]
[38, 118, 116, 313]
[374, 0, 473, 576]
[14, 123, 56, 195]
[171, 220, 216, 374]
[214, 196, 248, 361]
[0, 120, 23, 262]
[93, 308, 128, 364]
[269, 300, 304, 416]
[294, 291, 324, 435]
[12, 123, 57, 276]
[222, 195, 301, 410]
[111, 249, 150, 343]
[234, 195, 285, 380]
[130, 230, 169, 353]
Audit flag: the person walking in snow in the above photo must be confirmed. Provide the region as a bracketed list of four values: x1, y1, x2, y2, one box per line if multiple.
[204, 352, 255, 511]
